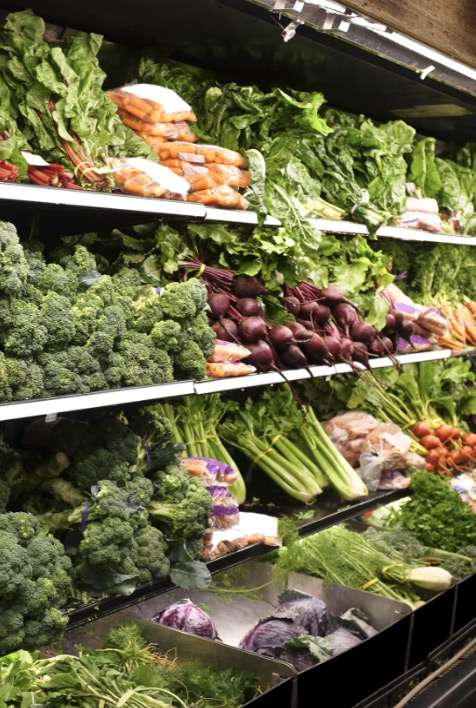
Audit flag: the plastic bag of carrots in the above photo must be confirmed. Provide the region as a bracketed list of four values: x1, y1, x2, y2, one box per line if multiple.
[108, 84, 196, 123]
[156, 141, 246, 167]
[165, 161, 250, 190]
[187, 185, 249, 210]
[118, 110, 197, 142]
[437, 301, 476, 350]
[110, 157, 189, 200]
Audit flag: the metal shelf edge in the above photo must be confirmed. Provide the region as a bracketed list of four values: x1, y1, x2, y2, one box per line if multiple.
[0, 348, 472, 420]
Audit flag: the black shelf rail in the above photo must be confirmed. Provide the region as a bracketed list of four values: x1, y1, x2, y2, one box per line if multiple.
[65, 488, 408, 630]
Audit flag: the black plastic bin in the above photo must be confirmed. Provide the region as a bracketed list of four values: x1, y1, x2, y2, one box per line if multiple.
[408, 587, 456, 667]
[454, 574, 476, 633]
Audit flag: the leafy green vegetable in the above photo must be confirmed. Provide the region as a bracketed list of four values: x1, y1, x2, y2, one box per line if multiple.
[391, 471, 476, 552]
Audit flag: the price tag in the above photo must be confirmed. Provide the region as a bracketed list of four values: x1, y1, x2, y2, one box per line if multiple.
[21, 151, 49, 167]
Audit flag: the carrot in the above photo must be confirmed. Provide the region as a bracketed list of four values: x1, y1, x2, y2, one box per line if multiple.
[438, 336, 462, 351]
[453, 308, 468, 343]
[465, 300, 476, 316]
[460, 306, 476, 345]
[439, 303, 465, 341]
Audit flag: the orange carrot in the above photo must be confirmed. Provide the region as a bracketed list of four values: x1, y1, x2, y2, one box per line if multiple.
[460, 306, 476, 345]
[438, 336, 462, 351]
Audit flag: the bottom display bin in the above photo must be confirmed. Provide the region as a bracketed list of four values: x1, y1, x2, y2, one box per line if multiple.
[125, 562, 411, 708]
[408, 587, 457, 667]
[66, 610, 296, 708]
[454, 574, 476, 633]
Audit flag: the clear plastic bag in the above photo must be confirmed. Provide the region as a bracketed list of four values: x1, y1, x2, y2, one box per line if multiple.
[208, 340, 251, 363]
[164, 161, 250, 190]
[180, 457, 237, 486]
[111, 157, 189, 199]
[188, 185, 249, 210]
[108, 84, 196, 123]
[155, 141, 246, 166]
[206, 361, 255, 377]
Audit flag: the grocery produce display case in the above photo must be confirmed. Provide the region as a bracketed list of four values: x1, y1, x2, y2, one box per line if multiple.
[0, 2, 475, 707]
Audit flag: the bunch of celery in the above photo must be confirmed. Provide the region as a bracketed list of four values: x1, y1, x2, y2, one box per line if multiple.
[159, 396, 246, 504]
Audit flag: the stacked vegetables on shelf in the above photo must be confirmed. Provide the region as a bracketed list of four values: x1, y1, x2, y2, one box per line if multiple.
[0, 220, 218, 402]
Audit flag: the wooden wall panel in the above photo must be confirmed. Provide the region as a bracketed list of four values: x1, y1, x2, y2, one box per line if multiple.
[343, 0, 476, 69]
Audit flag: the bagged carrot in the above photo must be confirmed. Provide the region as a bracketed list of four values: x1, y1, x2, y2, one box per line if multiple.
[156, 141, 246, 167]
[111, 157, 189, 200]
[108, 84, 196, 123]
[188, 185, 249, 209]
[206, 362, 255, 378]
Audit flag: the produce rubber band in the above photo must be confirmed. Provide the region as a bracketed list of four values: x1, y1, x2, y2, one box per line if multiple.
[252, 434, 282, 464]
[185, 434, 219, 445]
[362, 577, 379, 590]
[381, 563, 406, 577]
[194, 263, 206, 278]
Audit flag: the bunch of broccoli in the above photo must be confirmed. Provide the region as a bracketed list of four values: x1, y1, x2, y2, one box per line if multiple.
[0, 511, 72, 654]
[28, 412, 211, 590]
[0, 221, 215, 402]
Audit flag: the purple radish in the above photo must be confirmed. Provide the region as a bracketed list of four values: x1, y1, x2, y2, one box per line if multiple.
[208, 292, 230, 318]
[238, 317, 267, 343]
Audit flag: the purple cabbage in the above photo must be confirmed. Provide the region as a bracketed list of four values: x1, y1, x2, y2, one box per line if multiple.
[206, 486, 239, 516]
[273, 596, 327, 636]
[152, 599, 218, 640]
[239, 618, 315, 670]
[325, 628, 362, 655]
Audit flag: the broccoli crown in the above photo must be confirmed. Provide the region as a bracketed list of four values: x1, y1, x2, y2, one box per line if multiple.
[39, 263, 78, 302]
[127, 407, 173, 447]
[185, 311, 216, 359]
[160, 279, 208, 321]
[87, 275, 115, 307]
[152, 465, 191, 502]
[150, 319, 184, 353]
[103, 351, 126, 387]
[75, 480, 169, 591]
[0, 511, 40, 542]
[117, 332, 174, 387]
[2, 300, 48, 357]
[0, 353, 13, 402]
[131, 286, 163, 334]
[0, 511, 72, 653]
[23, 240, 45, 288]
[60, 245, 98, 277]
[0, 222, 29, 296]
[22, 608, 69, 651]
[52, 414, 139, 491]
[41, 292, 76, 351]
[172, 339, 208, 381]
[5, 358, 44, 401]
[149, 476, 212, 541]
[39, 351, 85, 396]
[112, 268, 142, 299]
[70, 292, 104, 346]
